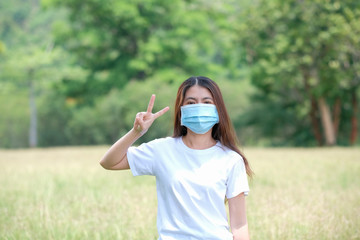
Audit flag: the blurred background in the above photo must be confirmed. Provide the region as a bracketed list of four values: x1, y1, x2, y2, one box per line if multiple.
[0, 0, 359, 148]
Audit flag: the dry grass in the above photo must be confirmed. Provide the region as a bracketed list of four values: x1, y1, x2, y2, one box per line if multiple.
[0, 146, 359, 239]
[245, 147, 360, 240]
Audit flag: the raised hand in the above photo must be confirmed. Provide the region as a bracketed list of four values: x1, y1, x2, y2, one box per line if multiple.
[133, 94, 170, 135]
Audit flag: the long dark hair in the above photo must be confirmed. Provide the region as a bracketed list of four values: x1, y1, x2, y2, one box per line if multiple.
[173, 76, 253, 177]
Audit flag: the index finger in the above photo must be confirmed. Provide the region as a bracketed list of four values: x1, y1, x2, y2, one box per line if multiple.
[147, 94, 155, 113]
[154, 106, 170, 119]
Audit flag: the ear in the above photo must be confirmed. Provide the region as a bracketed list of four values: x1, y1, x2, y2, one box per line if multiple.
[181, 126, 187, 135]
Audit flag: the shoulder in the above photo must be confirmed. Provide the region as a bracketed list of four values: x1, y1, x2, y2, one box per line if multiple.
[149, 136, 177, 144]
[128, 137, 177, 161]
[139, 136, 178, 148]
[216, 143, 245, 165]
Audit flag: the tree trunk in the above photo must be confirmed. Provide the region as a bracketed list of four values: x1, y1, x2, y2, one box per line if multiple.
[333, 97, 341, 138]
[29, 69, 37, 148]
[310, 97, 323, 146]
[350, 90, 358, 144]
[318, 97, 336, 146]
[302, 67, 322, 146]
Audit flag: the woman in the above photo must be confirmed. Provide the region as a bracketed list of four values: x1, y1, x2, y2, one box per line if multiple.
[100, 76, 253, 240]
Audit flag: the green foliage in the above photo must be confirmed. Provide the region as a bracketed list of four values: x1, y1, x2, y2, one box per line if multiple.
[45, 0, 233, 102]
[237, 91, 317, 146]
[235, 0, 360, 146]
[0, 0, 76, 148]
[0, 41, 5, 53]
[0, 84, 29, 148]
[37, 91, 72, 146]
[1, 0, 359, 148]
[64, 70, 187, 145]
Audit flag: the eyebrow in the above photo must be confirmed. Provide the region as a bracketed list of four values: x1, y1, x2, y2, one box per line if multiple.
[184, 96, 213, 101]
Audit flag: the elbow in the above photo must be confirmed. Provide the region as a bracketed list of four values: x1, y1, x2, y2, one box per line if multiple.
[233, 235, 250, 240]
[233, 234, 250, 240]
[232, 224, 250, 240]
[99, 158, 111, 170]
[99, 155, 128, 170]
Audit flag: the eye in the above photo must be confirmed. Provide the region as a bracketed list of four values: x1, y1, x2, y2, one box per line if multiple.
[185, 101, 196, 105]
[203, 99, 214, 104]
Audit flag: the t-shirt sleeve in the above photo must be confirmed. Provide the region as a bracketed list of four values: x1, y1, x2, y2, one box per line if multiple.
[127, 141, 157, 176]
[226, 156, 250, 198]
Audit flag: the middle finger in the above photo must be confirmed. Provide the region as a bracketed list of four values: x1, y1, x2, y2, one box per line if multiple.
[147, 94, 156, 113]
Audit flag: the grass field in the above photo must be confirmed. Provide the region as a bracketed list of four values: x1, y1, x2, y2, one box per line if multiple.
[0, 146, 359, 240]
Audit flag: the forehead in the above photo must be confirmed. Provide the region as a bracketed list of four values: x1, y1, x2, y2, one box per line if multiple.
[184, 85, 213, 99]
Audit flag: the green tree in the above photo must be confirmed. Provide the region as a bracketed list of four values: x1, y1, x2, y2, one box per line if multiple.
[38, 0, 255, 146]
[45, 0, 237, 103]
[0, 0, 54, 147]
[0, 0, 84, 148]
[236, 0, 360, 146]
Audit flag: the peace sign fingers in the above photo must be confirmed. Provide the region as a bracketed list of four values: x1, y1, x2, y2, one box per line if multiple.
[146, 94, 170, 118]
[134, 94, 169, 135]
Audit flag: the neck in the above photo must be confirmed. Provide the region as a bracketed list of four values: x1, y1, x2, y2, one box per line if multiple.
[182, 130, 216, 150]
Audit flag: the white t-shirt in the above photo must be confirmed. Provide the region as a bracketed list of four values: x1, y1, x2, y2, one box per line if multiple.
[127, 137, 249, 240]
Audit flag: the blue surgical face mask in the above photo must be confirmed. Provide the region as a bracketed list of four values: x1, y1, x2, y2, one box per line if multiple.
[180, 104, 219, 134]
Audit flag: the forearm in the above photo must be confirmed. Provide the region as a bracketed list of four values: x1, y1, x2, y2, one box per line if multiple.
[229, 193, 250, 240]
[99, 128, 142, 169]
